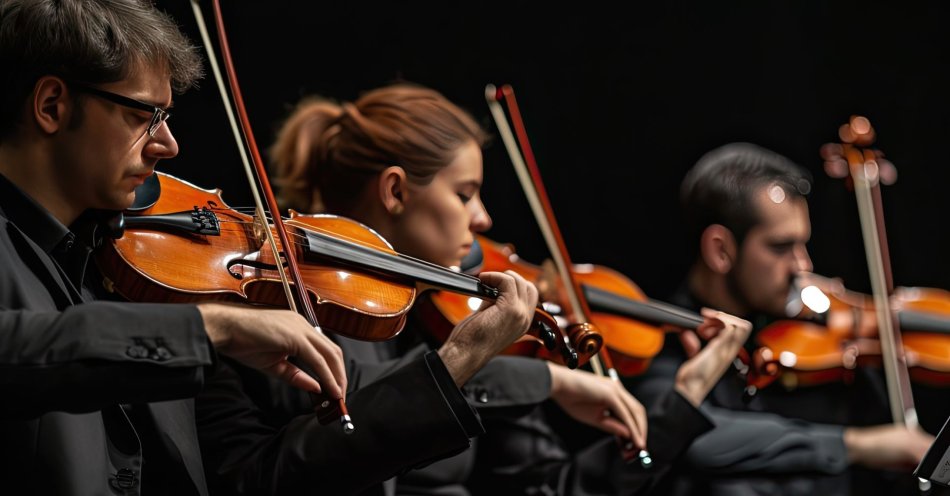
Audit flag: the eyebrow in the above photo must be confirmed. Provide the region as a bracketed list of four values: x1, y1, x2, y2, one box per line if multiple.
[130, 94, 173, 110]
[455, 180, 482, 189]
[764, 234, 809, 246]
[151, 99, 174, 110]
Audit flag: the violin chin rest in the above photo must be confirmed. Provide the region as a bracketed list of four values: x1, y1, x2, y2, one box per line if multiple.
[129, 173, 161, 211]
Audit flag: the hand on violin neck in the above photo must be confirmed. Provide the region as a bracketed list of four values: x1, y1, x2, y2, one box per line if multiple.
[843, 423, 934, 470]
[438, 270, 538, 387]
[198, 303, 347, 399]
[674, 308, 752, 407]
[547, 363, 648, 450]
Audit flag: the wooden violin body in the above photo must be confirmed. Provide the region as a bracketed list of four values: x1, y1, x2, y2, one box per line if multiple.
[751, 277, 950, 390]
[97, 172, 416, 341]
[428, 235, 719, 376]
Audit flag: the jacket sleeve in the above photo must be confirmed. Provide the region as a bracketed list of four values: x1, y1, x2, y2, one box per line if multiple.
[253, 336, 554, 420]
[0, 301, 212, 418]
[684, 405, 848, 475]
[345, 349, 552, 411]
[625, 342, 849, 477]
[0, 220, 213, 418]
[196, 350, 486, 495]
[457, 355, 552, 412]
[470, 389, 713, 496]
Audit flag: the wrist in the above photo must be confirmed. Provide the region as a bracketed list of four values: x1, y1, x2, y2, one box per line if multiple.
[197, 303, 231, 350]
[673, 373, 705, 407]
[438, 340, 487, 388]
[546, 362, 563, 399]
[843, 427, 863, 464]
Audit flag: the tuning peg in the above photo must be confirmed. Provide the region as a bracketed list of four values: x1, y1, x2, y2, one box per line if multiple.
[849, 115, 876, 146]
[879, 158, 898, 185]
[820, 143, 849, 178]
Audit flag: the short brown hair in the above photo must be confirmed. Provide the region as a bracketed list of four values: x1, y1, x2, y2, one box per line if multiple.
[0, 0, 203, 141]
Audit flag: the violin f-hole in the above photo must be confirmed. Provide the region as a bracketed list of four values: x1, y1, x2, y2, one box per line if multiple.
[226, 256, 289, 279]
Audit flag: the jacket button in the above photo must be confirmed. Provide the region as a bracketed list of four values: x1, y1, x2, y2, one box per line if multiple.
[126, 345, 148, 358]
[110, 468, 139, 490]
[477, 390, 490, 403]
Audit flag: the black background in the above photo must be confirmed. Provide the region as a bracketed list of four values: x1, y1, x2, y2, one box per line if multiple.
[156, 0, 948, 301]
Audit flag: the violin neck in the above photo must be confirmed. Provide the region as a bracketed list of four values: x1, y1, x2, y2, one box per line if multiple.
[899, 310, 950, 335]
[300, 229, 498, 300]
[582, 285, 704, 330]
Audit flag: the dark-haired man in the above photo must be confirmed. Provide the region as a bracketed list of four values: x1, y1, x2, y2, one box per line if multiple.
[626, 142, 934, 496]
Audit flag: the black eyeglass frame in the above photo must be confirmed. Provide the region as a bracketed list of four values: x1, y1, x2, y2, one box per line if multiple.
[68, 82, 171, 137]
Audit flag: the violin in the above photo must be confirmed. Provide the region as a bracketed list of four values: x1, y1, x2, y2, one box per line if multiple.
[415, 239, 599, 368]
[428, 235, 737, 376]
[749, 272, 950, 391]
[96, 172, 577, 366]
[893, 287, 950, 385]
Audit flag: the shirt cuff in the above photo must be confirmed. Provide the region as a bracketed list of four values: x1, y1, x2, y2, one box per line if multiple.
[424, 350, 485, 438]
[809, 423, 849, 474]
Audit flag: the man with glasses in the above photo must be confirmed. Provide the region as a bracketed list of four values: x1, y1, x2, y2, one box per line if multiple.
[0, 0, 541, 494]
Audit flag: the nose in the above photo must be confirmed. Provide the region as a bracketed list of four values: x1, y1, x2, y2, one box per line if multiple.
[470, 197, 493, 233]
[793, 244, 813, 273]
[144, 121, 179, 160]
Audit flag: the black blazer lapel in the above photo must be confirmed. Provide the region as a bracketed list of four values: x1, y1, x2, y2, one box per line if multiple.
[149, 400, 209, 496]
[5, 222, 77, 309]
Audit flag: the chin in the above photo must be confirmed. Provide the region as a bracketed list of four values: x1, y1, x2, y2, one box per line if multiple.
[104, 193, 136, 212]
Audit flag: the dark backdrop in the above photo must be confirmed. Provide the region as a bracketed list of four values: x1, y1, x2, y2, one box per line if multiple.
[156, 1, 948, 300]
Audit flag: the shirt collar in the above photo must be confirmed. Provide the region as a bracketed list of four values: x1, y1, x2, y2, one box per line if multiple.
[0, 171, 71, 254]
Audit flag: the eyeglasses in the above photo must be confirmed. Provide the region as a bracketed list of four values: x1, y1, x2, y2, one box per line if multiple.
[68, 82, 171, 137]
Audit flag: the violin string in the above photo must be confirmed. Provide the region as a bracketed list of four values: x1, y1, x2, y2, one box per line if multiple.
[214, 222, 375, 250]
[220, 211, 700, 322]
[213, 215, 401, 260]
[209, 223, 484, 285]
[185, 205, 482, 281]
[215, 217, 699, 318]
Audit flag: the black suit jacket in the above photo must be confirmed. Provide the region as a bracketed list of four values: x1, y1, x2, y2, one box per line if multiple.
[234, 317, 713, 496]
[623, 285, 854, 496]
[0, 176, 214, 495]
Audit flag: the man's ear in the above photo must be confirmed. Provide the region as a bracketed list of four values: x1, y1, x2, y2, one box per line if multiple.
[700, 224, 739, 274]
[32, 76, 71, 135]
[378, 165, 408, 216]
